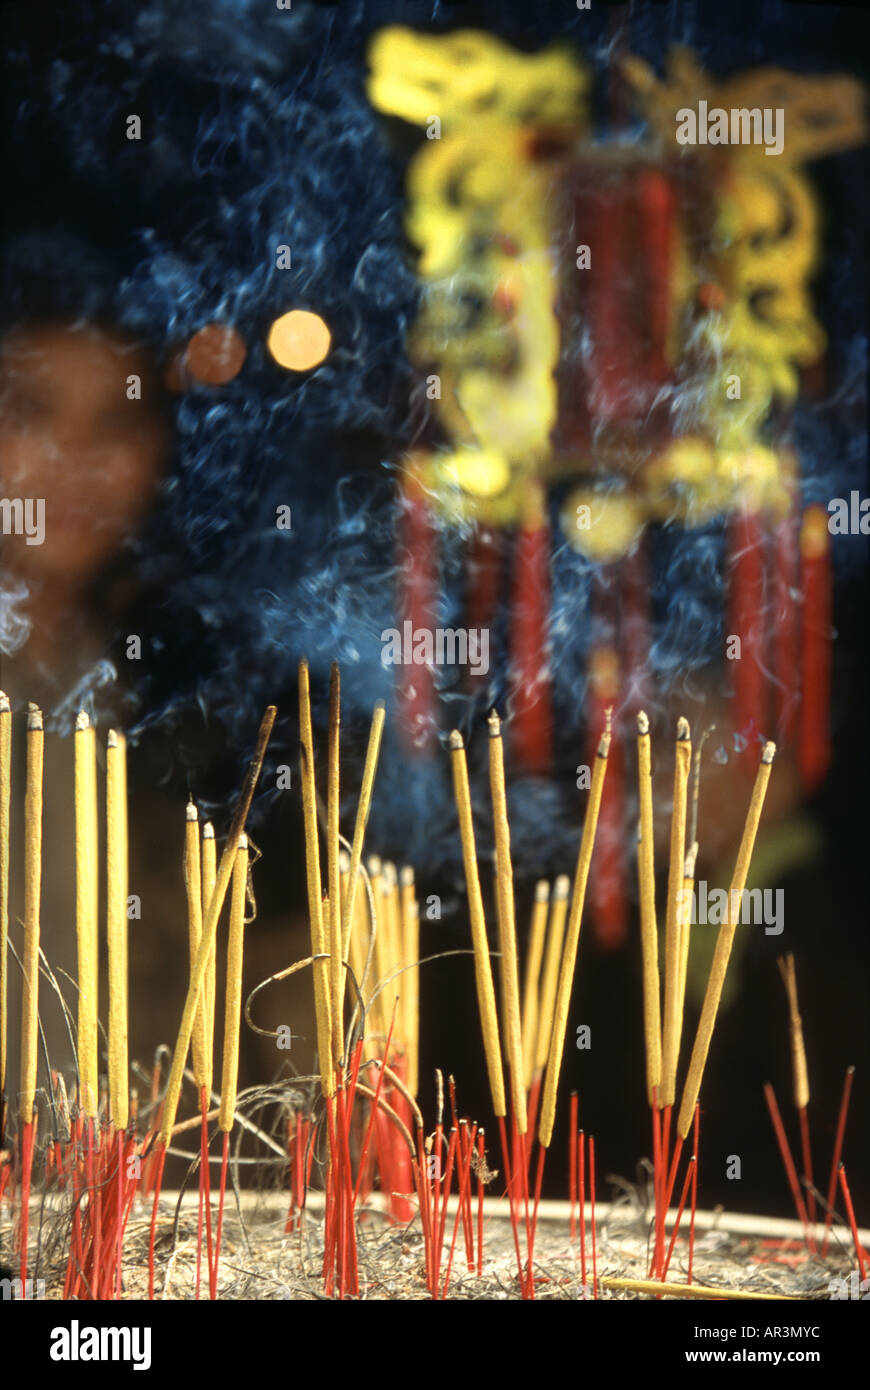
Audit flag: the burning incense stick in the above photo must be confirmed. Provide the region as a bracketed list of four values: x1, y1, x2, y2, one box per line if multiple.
[75, 711, 99, 1118]
[661, 717, 691, 1108]
[534, 875, 570, 1077]
[201, 823, 217, 1094]
[158, 705, 275, 1146]
[677, 742, 776, 1139]
[521, 880, 549, 1092]
[298, 660, 334, 1094]
[448, 730, 506, 1118]
[636, 711, 661, 1106]
[328, 663, 343, 1062]
[339, 702, 386, 978]
[538, 717, 611, 1149]
[399, 866, 420, 1097]
[777, 953, 809, 1114]
[0, 692, 9, 1133]
[106, 731, 129, 1131]
[488, 711, 527, 1134]
[18, 704, 43, 1126]
[777, 953, 813, 1226]
[676, 841, 698, 1055]
[185, 803, 212, 1092]
[219, 836, 249, 1133]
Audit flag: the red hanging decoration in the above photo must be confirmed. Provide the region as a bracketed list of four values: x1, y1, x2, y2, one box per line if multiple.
[798, 505, 832, 791]
[509, 483, 553, 775]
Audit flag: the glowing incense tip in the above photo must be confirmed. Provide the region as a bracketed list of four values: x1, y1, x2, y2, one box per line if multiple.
[534, 879, 550, 902]
[488, 710, 502, 738]
[367, 854, 382, 876]
[0, 692, 9, 713]
[203, 822, 215, 840]
[399, 865, 415, 887]
[186, 802, 198, 822]
[75, 710, 90, 732]
[637, 710, 649, 735]
[553, 874, 570, 899]
[27, 703, 42, 730]
[237, 833, 248, 850]
[762, 741, 776, 764]
[677, 716, 691, 741]
[107, 729, 118, 749]
[448, 729, 464, 751]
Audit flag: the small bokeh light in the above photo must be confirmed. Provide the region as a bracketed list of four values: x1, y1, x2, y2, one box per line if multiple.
[267, 310, 331, 371]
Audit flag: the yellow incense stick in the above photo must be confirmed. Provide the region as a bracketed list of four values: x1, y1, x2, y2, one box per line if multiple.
[298, 660, 334, 1094]
[777, 953, 810, 1112]
[184, 803, 210, 1090]
[538, 719, 610, 1149]
[381, 861, 402, 1037]
[636, 711, 661, 1107]
[534, 875, 570, 1076]
[75, 711, 99, 1118]
[488, 712, 527, 1133]
[343, 850, 368, 1012]
[106, 731, 129, 1130]
[327, 663, 343, 1061]
[338, 701, 386, 976]
[200, 822, 217, 1095]
[521, 880, 549, 1092]
[219, 834, 249, 1132]
[19, 705, 43, 1125]
[399, 866, 420, 1097]
[677, 742, 776, 1138]
[448, 730, 506, 1117]
[0, 693, 10, 1109]
[159, 705, 275, 1146]
[661, 717, 692, 1108]
[675, 841, 698, 1071]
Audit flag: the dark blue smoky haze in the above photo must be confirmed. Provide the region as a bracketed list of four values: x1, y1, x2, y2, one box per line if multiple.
[0, 0, 866, 880]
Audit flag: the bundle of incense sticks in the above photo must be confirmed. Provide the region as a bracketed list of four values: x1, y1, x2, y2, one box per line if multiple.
[0, 678, 865, 1304]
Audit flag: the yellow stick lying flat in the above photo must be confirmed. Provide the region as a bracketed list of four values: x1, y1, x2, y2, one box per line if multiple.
[600, 1276, 797, 1302]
